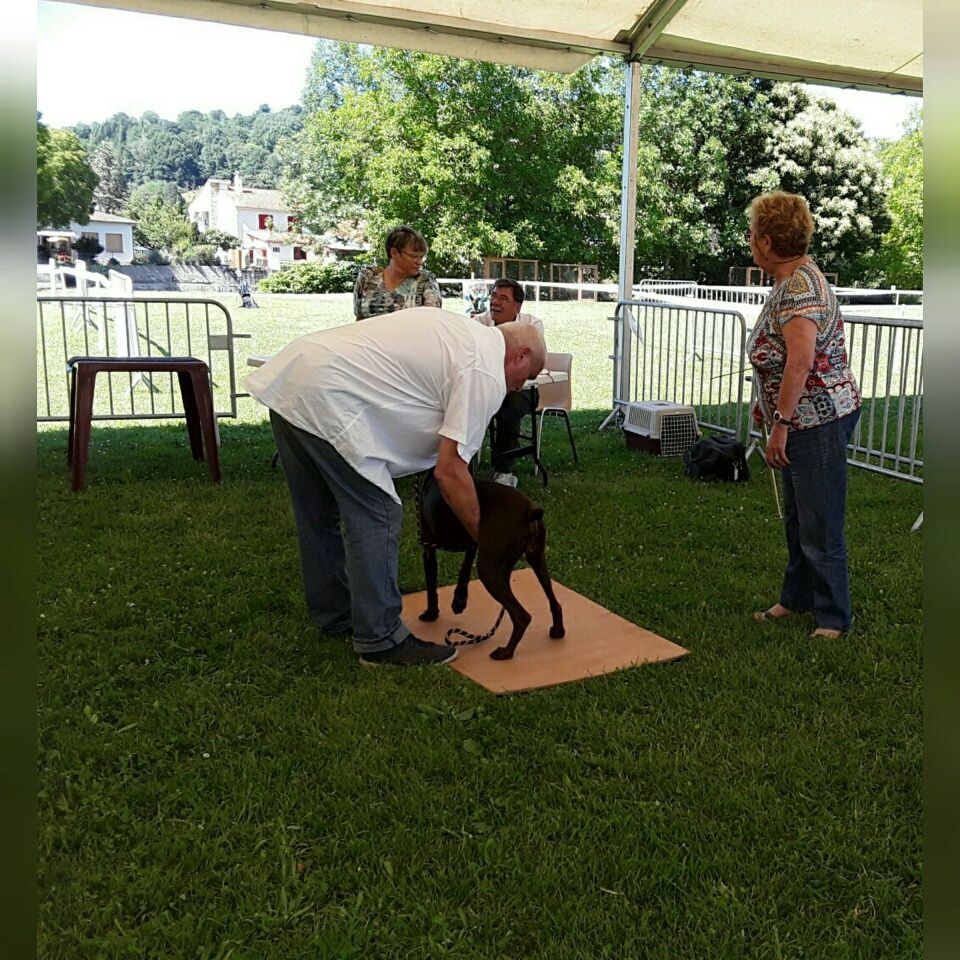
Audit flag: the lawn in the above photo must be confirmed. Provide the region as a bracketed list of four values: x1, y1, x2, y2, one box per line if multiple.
[37, 293, 922, 958]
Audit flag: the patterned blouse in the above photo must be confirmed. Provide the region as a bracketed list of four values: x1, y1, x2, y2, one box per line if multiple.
[746, 262, 861, 430]
[353, 265, 442, 320]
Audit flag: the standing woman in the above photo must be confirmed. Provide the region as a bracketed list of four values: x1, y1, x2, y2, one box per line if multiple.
[746, 192, 862, 638]
[353, 225, 442, 320]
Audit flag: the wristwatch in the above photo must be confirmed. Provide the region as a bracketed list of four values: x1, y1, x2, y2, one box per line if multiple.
[772, 410, 790, 426]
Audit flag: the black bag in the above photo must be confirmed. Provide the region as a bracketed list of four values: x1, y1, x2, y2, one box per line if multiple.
[682, 436, 750, 482]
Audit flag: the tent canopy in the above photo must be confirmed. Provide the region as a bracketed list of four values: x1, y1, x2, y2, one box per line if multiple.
[66, 0, 921, 93]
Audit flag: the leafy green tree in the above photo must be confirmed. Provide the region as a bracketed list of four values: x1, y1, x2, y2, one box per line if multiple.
[749, 85, 890, 282]
[71, 105, 305, 191]
[627, 68, 775, 281]
[36, 120, 98, 228]
[875, 108, 922, 289]
[90, 141, 129, 213]
[127, 180, 183, 208]
[125, 188, 195, 254]
[199, 229, 240, 251]
[283, 45, 623, 276]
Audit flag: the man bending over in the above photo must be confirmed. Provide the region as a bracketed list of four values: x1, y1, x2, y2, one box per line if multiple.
[245, 306, 546, 667]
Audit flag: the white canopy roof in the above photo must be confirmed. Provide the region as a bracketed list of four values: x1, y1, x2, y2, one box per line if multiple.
[66, 0, 921, 93]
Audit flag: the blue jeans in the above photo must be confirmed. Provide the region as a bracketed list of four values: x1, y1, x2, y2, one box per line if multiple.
[778, 410, 861, 632]
[270, 411, 411, 654]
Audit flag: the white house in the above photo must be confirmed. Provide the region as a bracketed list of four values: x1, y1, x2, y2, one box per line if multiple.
[38, 211, 137, 264]
[75, 211, 136, 263]
[187, 172, 310, 271]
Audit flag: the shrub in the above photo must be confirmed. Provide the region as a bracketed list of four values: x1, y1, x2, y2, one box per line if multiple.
[258, 259, 360, 294]
[177, 244, 221, 266]
[73, 236, 103, 261]
[131, 249, 170, 266]
[200, 229, 240, 251]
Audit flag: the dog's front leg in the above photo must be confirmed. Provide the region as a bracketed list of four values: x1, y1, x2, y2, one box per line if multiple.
[451, 544, 477, 614]
[419, 545, 440, 621]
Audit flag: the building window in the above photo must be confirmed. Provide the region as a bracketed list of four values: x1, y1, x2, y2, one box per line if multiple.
[258, 214, 274, 230]
[105, 233, 124, 253]
[81, 231, 98, 242]
[287, 216, 298, 231]
[272, 246, 280, 254]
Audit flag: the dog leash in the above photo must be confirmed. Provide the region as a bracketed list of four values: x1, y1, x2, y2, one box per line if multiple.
[444, 608, 506, 647]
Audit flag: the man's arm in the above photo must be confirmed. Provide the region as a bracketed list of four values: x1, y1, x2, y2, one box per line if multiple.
[433, 437, 480, 541]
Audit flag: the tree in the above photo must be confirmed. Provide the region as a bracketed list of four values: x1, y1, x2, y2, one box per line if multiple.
[124, 188, 195, 254]
[70, 105, 305, 192]
[90, 141, 129, 213]
[36, 120, 98, 228]
[626, 68, 775, 281]
[199, 229, 240, 250]
[875, 108, 922, 289]
[283, 44, 623, 276]
[749, 85, 890, 282]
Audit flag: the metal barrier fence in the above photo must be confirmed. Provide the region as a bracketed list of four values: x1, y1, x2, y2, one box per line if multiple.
[843, 314, 923, 483]
[37, 295, 248, 422]
[609, 298, 749, 438]
[607, 299, 923, 485]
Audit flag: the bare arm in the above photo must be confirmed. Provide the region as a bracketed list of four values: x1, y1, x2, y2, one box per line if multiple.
[422, 271, 443, 309]
[765, 315, 817, 467]
[433, 437, 480, 541]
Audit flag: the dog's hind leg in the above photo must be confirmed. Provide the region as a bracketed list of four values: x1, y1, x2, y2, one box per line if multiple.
[526, 524, 565, 639]
[419, 545, 440, 622]
[451, 544, 477, 614]
[477, 552, 530, 660]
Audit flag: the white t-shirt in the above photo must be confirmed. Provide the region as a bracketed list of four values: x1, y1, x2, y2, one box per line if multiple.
[474, 310, 545, 342]
[244, 307, 507, 502]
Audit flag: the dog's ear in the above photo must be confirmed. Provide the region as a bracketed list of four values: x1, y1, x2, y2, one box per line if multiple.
[527, 507, 544, 523]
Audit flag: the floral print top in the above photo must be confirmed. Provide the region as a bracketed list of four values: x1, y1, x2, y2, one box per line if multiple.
[746, 262, 861, 430]
[353, 266, 442, 320]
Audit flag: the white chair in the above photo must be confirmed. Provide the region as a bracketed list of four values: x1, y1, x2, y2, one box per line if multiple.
[536, 352, 578, 463]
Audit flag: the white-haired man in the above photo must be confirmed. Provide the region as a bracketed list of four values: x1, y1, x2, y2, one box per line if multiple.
[245, 307, 546, 667]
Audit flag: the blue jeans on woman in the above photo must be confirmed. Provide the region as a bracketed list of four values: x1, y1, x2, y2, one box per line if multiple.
[778, 410, 861, 632]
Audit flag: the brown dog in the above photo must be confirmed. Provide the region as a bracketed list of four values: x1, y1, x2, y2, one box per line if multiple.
[415, 469, 565, 660]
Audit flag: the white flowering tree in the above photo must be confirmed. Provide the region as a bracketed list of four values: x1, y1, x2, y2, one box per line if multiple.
[749, 85, 890, 283]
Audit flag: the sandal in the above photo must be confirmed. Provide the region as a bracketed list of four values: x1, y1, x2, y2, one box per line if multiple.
[810, 627, 845, 639]
[752, 606, 795, 623]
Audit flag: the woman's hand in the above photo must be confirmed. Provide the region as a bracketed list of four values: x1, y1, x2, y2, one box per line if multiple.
[764, 423, 790, 469]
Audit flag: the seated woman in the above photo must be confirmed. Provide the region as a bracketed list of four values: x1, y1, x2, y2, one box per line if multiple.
[353, 224, 442, 320]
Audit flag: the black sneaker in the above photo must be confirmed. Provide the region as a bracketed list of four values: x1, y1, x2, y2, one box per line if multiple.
[359, 635, 458, 667]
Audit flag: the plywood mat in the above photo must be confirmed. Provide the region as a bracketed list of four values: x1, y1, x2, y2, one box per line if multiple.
[401, 568, 689, 694]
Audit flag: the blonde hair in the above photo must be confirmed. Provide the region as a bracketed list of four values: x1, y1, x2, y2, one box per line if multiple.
[749, 192, 815, 258]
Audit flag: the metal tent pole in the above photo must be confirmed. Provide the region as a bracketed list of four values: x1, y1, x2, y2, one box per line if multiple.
[601, 58, 641, 431]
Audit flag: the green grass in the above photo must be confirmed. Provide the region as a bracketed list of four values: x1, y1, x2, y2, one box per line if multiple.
[37, 405, 922, 958]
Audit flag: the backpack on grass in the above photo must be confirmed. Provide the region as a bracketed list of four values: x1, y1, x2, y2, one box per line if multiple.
[682, 436, 750, 482]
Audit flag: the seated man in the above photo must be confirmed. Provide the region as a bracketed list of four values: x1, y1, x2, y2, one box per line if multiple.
[473, 278, 546, 486]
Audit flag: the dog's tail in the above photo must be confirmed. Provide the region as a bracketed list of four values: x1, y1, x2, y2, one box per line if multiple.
[444, 607, 506, 647]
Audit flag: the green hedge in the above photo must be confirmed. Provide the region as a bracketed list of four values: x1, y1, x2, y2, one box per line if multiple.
[257, 260, 361, 294]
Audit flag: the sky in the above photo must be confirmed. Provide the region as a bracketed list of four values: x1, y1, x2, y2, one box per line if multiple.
[36, 1, 921, 139]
